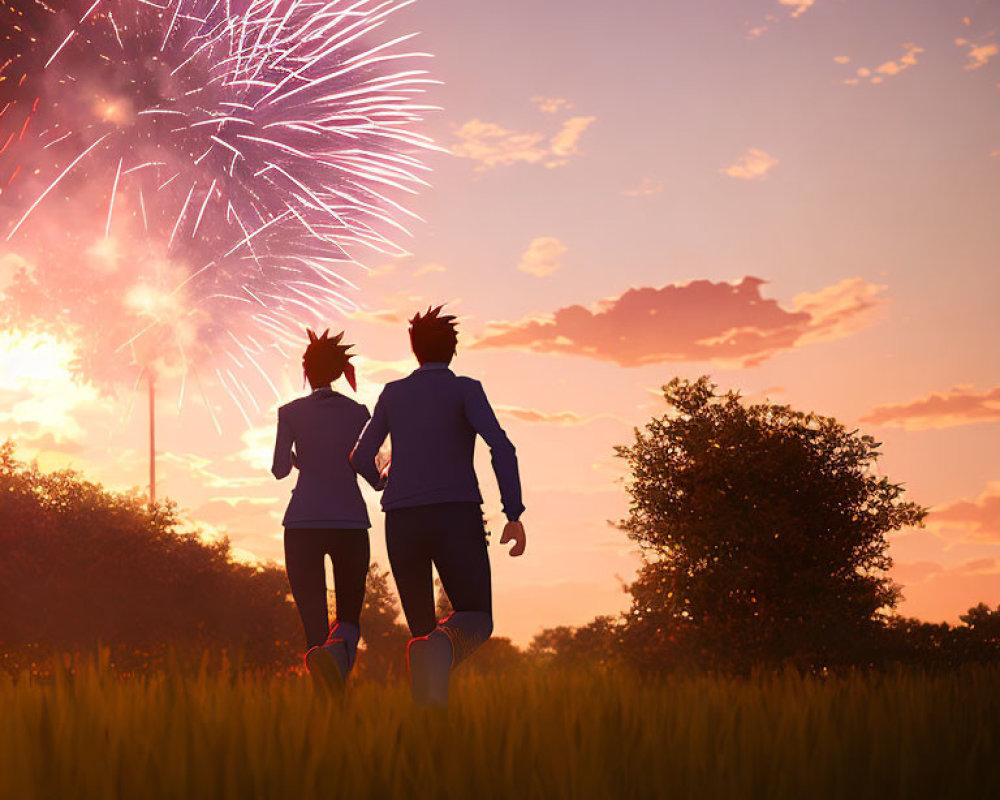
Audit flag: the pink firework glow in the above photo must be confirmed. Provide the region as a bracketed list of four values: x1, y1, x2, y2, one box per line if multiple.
[0, 0, 439, 416]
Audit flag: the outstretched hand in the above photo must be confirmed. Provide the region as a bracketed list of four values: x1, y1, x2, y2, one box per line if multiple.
[499, 520, 526, 557]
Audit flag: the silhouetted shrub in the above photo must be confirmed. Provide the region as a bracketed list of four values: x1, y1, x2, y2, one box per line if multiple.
[0, 441, 299, 673]
[530, 616, 623, 669]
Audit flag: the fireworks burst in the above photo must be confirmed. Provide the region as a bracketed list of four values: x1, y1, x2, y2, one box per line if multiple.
[0, 0, 439, 416]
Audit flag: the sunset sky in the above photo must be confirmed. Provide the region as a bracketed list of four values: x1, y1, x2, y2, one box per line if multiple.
[2, 0, 999, 645]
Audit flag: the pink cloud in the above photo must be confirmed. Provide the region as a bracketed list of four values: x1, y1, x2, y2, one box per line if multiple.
[192, 497, 280, 528]
[621, 177, 664, 197]
[518, 237, 567, 278]
[932, 482, 1000, 541]
[549, 117, 596, 160]
[840, 43, 924, 85]
[876, 42, 923, 76]
[12, 431, 85, 455]
[779, 0, 814, 19]
[955, 38, 998, 70]
[721, 148, 778, 180]
[744, 2, 808, 40]
[451, 120, 549, 168]
[471, 276, 886, 367]
[791, 277, 887, 345]
[347, 287, 447, 326]
[452, 115, 596, 171]
[894, 557, 1000, 622]
[412, 262, 447, 277]
[532, 97, 574, 114]
[861, 385, 1000, 430]
[495, 406, 589, 426]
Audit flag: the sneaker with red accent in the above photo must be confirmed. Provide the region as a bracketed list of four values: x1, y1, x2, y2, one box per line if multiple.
[305, 640, 349, 695]
[407, 630, 453, 707]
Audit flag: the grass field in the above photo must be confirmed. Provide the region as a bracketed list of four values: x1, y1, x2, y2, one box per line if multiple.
[1, 661, 997, 800]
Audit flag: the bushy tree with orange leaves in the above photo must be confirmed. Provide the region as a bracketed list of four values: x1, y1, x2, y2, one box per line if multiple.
[616, 377, 927, 671]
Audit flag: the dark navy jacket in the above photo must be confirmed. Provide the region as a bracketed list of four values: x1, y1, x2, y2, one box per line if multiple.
[351, 363, 524, 521]
[272, 387, 373, 529]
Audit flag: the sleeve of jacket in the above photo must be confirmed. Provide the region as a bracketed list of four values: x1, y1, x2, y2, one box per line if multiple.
[271, 406, 293, 479]
[463, 380, 525, 521]
[351, 391, 389, 490]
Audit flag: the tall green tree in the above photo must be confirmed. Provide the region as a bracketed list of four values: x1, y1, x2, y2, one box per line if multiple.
[616, 377, 927, 671]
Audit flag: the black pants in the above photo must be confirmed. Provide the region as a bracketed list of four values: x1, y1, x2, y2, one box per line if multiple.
[385, 502, 492, 638]
[284, 528, 370, 649]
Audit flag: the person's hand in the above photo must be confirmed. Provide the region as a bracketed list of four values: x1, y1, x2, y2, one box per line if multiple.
[369, 455, 389, 491]
[500, 521, 526, 557]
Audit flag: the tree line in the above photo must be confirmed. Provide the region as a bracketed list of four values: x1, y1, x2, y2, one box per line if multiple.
[0, 440, 517, 677]
[1, 377, 996, 676]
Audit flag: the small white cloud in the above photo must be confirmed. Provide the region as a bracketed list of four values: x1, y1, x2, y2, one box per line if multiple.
[413, 262, 446, 277]
[779, 0, 814, 19]
[844, 43, 923, 85]
[721, 148, 778, 181]
[621, 177, 664, 197]
[517, 237, 567, 278]
[451, 120, 549, 169]
[452, 115, 596, 171]
[745, 12, 779, 39]
[955, 38, 998, 71]
[876, 42, 924, 76]
[364, 262, 398, 279]
[549, 116, 597, 160]
[237, 424, 275, 472]
[532, 96, 574, 114]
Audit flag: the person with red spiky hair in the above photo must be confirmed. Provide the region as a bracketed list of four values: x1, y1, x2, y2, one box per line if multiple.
[272, 328, 378, 694]
[351, 305, 526, 707]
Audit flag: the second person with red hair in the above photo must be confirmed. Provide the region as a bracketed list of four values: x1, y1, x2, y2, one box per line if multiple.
[272, 329, 381, 692]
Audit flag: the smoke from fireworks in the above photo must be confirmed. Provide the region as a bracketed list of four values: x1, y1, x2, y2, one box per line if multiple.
[0, 0, 438, 419]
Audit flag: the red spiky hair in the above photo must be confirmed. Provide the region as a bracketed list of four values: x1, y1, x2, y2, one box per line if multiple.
[303, 328, 357, 391]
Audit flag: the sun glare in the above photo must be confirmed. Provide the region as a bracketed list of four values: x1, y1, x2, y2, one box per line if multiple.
[0, 330, 102, 441]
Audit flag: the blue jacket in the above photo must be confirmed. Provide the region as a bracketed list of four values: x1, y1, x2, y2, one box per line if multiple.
[272, 388, 373, 529]
[351, 363, 524, 520]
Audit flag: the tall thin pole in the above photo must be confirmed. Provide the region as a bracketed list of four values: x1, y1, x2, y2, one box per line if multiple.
[148, 372, 156, 507]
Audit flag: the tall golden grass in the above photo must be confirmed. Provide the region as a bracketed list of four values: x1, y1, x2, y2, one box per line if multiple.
[0, 659, 996, 799]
